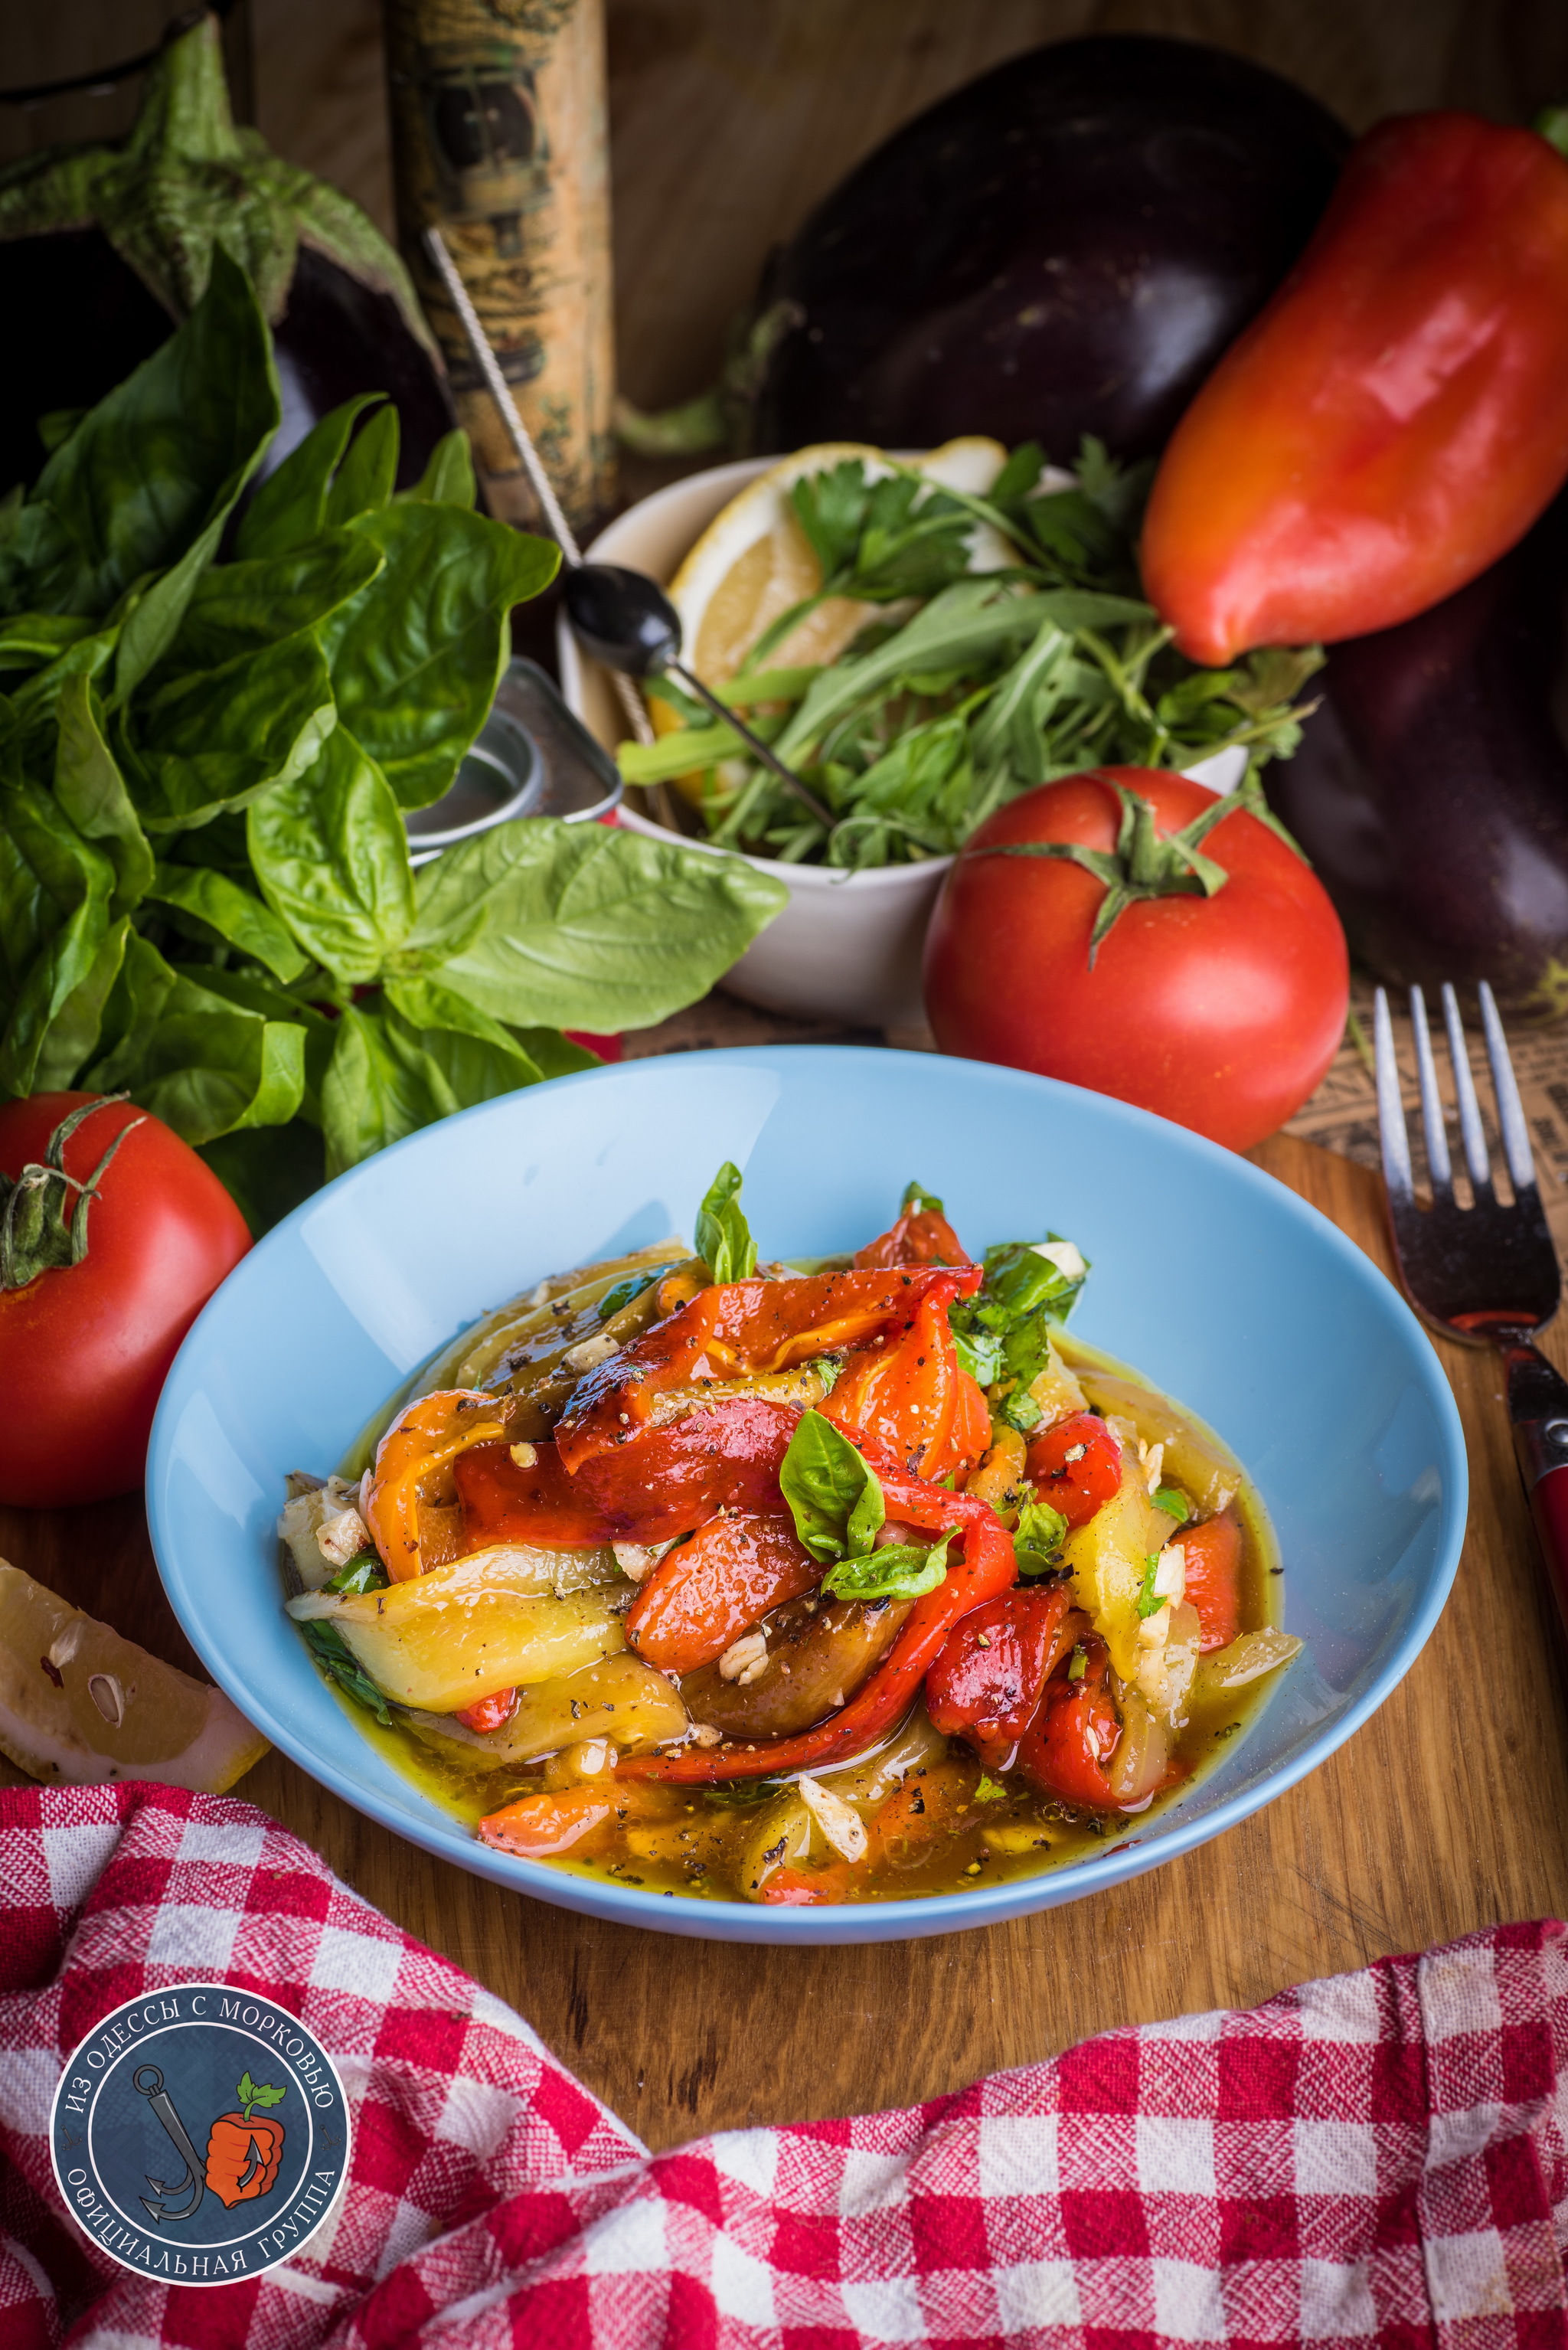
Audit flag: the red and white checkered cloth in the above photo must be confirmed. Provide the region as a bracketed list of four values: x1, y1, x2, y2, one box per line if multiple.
[0, 1783, 1563, 2349]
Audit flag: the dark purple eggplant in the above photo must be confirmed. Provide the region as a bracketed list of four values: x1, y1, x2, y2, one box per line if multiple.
[1265, 498, 1568, 1021]
[0, 15, 455, 496]
[752, 36, 1348, 466]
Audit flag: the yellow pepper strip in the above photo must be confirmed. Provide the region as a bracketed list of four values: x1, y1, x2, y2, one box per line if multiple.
[364, 1390, 507, 1582]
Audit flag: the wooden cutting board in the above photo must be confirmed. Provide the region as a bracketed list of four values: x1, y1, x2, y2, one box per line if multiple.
[4, 1127, 1565, 2152]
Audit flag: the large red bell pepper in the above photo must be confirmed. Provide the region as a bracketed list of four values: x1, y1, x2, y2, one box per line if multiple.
[1140, 112, 1568, 664]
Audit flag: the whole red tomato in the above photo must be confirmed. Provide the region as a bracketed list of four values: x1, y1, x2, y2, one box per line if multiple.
[923, 766, 1348, 1149]
[0, 1094, 251, 1507]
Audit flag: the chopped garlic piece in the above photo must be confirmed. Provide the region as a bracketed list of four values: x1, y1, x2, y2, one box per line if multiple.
[689, 1722, 724, 1748]
[717, 1631, 769, 1685]
[1152, 1541, 1186, 1605]
[562, 1330, 619, 1373]
[613, 1540, 672, 1584]
[316, 1506, 371, 1567]
[1142, 1441, 1165, 1495]
[510, 1441, 538, 1469]
[799, 1774, 868, 1862]
[1032, 1240, 1086, 1281]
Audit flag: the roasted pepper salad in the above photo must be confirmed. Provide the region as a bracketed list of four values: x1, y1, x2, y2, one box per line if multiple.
[279, 1171, 1298, 1905]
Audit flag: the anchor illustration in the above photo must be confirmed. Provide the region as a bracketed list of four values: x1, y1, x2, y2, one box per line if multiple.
[131, 2065, 207, 2224]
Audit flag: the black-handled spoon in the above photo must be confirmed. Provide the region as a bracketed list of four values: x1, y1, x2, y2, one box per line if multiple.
[560, 565, 834, 827]
[422, 229, 832, 833]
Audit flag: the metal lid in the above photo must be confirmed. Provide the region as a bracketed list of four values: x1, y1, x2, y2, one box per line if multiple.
[403, 658, 622, 867]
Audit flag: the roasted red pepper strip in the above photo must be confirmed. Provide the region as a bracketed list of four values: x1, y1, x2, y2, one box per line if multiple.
[364, 1390, 509, 1580]
[1142, 111, 1568, 662]
[456, 1688, 516, 1735]
[822, 1272, 991, 1482]
[618, 1457, 1015, 1784]
[1178, 1513, 1244, 1653]
[925, 1586, 1083, 1770]
[854, 1204, 973, 1270]
[556, 1266, 981, 1475]
[1017, 1635, 1122, 1811]
[1025, 1411, 1122, 1529]
[456, 1401, 802, 1548]
[626, 1510, 821, 1672]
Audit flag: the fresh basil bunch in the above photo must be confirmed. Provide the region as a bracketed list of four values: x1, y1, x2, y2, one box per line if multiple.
[0, 253, 786, 1231]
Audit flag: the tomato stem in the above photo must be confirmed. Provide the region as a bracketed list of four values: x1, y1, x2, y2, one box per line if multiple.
[0, 1095, 145, 1293]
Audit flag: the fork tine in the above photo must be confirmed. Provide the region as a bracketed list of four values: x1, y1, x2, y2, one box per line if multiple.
[1374, 987, 1414, 1207]
[1440, 983, 1494, 1198]
[1477, 980, 1538, 1195]
[1409, 985, 1454, 1199]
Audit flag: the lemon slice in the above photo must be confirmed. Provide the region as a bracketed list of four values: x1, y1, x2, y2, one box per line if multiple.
[669, 435, 1012, 688]
[0, 1561, 269, 1791]
[648, 439, 1011, 799]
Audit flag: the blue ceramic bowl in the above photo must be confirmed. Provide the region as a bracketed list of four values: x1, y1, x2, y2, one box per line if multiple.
[147, 1048, 1466, 1945]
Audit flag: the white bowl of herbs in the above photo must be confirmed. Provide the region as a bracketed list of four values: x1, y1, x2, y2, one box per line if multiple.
[558, 442, 1318, 1030]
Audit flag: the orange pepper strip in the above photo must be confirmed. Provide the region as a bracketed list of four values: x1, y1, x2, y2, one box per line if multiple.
[626, 1511, 821, 1672]
[477, 1781, 674, 1858]
[618, 1454, 1016, 1785]
[555, 1267, 982, 1476]
[822, 1273, 990, 1482]
[364, 1390, 508, 1582]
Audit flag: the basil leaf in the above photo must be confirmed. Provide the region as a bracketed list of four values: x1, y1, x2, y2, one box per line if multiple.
[400, 815, 787, 1032]
[235, 395, 385, 561]
[298, 1616, 394, 1725]
[325, 1553, 387, 1596]
[163, 531, 384, 674]
[394, 430, 478, 511]
[1014, 1499, 1067, 1577]
[247, 724, 416, 985]
[85, 936, 307, 1145]
[952, 1326, 1002, 1387]
[318, 989, 545, 1178]
[902, 1178, 943, 1214]
[198, 1121, 325, 1238]
[824, 1532, 951, 1603]
[146, 861, 309, 984]
[0, 248, 277, 623]
[325, 404, 400, 528]
[54, 675, 154, 917]
[0, 767, 116, 1097]
[0, 614, 98, 674]
[695, 1159, 756, 1284]
[1136, 1554, 1165, 1620]
[122, 629, 337, 832]
[319, 504, 560, 809]
[779, 1409, 885, 1566]
[511, 1025, 602, 1079]
[1153, 1486, 1191, 1526]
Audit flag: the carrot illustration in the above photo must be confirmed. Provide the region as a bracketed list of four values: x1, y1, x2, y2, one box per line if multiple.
[203, 2072, 286, 2207]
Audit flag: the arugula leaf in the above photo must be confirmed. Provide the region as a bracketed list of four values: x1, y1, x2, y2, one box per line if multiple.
[823, 1531, 950, 1602]
[779, 1410, 884, 1565]
[695, 1160, 756, 1284]
[1014, 1499, 1068, 1577]
[399, 815, 787, 1034]
[319, 503, 560, 809]
[247, 724, 416, 985]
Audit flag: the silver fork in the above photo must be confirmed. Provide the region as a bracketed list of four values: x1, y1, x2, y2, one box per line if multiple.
[1374, 981, 1568, 1644]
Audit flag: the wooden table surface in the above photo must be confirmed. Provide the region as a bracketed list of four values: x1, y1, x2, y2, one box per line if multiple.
[4, 1117, 1567, 2152]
